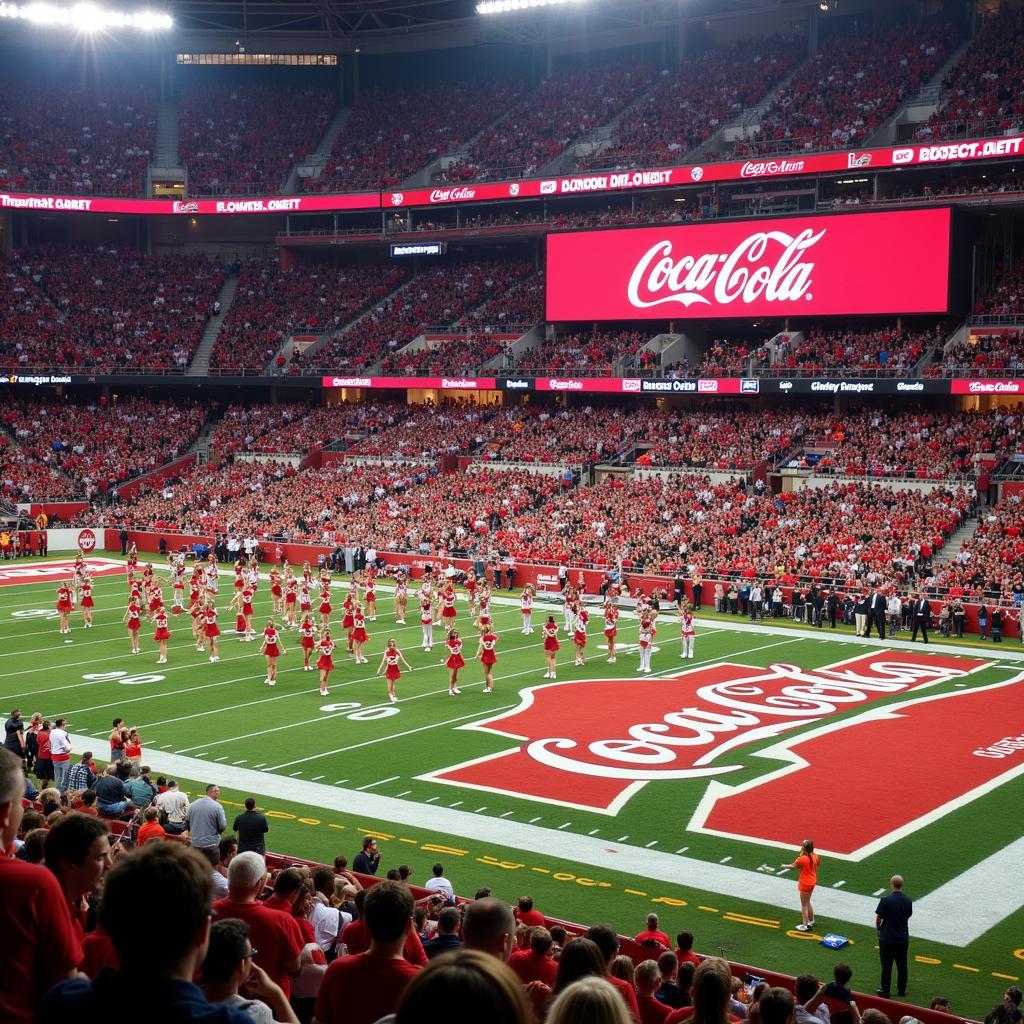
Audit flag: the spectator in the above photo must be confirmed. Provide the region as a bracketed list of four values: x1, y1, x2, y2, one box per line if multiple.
[49, 718, 72, 793]
[93, 764, 133, 819]
[509, 925, 559, 987]
[354, 835, 382, 875]
[423, 906, 464, 959]
[636, 912, 671, 949]
[586, 924, 642, 1023]
[188, 783, 227, 850]
[424, 861, 455, 903]
[154, 779, 189, 835]
[758, 988, 797, 1024]
[310, 865, 352, 955]
[463, 897, 517, 962]
[656, 952, 688, 1010]
[515, 894, 545, 927]
[233, 797, 269, 854]
[314, 880, 421, 1024]
[66, 751, 96, 794]
[124, 764, 157, 809]
[794, 976, 829, 1024]
[136, 806, 165, 845]
[37, 841, 255, 1023]
[548, 976, 634, 1024]
[44, 812, 112, 944]
[638, 959, 674, 1024]
[667, 958, 743, 1024]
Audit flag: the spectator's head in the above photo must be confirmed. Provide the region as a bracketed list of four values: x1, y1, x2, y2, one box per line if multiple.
[930, 998, 951, 1013]
[759, 987, 796, 1024]
[102, 842, 214, 976]
[432, 862, 445, 877]
[550, 924, 567, 947]
[862, 1012, 892, 1024]
[0, 750, 26, 846]
[530, 927, 553, 957]
[834, 964, 853, 987]
[218, 836, 237, 866]
[198, 846, 220, 869]
[399, 864, 412, 881]
[205, 784, 219, 800]
[636, 959, 661, 997]
[547, 976, 632, 1024]
[677, 930, 695, 953]
[692, 957, 734, 1024]
[646, 912, 660, 931]
[201, 917, 255, 994]
[517, 895, 534, 914]
[244, 797, 256, 811]
[438, 906, 461, 936]
[610, 954, 635, 985]
[80, 790, 97, 809]
[657, 950, 679, 981]
[44, 812, 111, 900]
[395, 948, 532, 1024]
[227, 851, 267, 900]
[462, 897, 516, 961]
[795, 975, 819, 1004]
[167, 780, 178, 790]
[987, 1007, 1016, 1024]
[273, 867, 305, 904]
[334, 855, 348, 872]
[583, 924, 619, 970]
[363, 880, 414, 945]
[891, 875, 904, 891]
[80, 751, 92, 764]
[312, 865, 335, 898]
[386, 868, 402, 881]
[18, 827, 47, 864]
[1004, 989, 1022, 1011]
[553, 937, 606, 993]
[362, 836, 378, 856]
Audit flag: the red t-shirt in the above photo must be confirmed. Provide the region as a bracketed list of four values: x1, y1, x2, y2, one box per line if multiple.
[341, 918, 428, 965]
[515, 908, 546, 927]
[0, 857, 83, 1024]
[608, 974, 642, 1024]
[635, 929, 671, 948]
[675, 949, 701, 968]
[213, 897, 304, 997]
[80, 927, 119, 978]
[639, 993, 673, 1024]
[508, 948, 558, 987]
[314, 951, 421, 1024]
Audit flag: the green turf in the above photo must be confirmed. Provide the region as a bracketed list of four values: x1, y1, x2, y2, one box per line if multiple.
[3, 554, 1023, 1018]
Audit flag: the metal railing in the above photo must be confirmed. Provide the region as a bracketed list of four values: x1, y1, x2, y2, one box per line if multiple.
[968, 315, 1024, 327]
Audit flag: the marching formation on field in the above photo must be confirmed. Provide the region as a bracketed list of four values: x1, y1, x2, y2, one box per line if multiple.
[56, 548, 699, 703]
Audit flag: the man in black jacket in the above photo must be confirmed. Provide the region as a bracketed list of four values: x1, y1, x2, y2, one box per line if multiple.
[910, 594, 932, 643]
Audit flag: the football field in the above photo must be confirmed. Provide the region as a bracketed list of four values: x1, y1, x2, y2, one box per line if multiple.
[4, 555, 1024, 1018]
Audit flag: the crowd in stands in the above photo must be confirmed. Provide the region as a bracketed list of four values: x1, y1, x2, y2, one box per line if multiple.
[973, 263, 1024, 319]
[915, 9, 1024, 143]
[382, 334, 513, 375]
[736, 20, 959, 155]
[211, 259, 410, 371]
[0, 78, 154, 196]
[0, 246, 222, 372]
[311, 259, 534, 371]
[580, 37, 799, 172]
[1, 397, 206, 500]
[935, 494, 1024, 601]
[178, 81, 336, 195]
[932, 331, 1024, 375]
[512, 329, 651, 374]
[446, 57, 657, 181]
[457, 271, 545, 333]
[311, 78, 526, 192]
[761, 326, 939, 374]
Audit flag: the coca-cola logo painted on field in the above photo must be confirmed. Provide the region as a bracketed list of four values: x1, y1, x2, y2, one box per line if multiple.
[546, 209, 952, 321]
[77, 529, 97, 552]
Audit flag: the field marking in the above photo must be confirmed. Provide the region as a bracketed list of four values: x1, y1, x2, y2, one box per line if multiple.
[355, 775, 400, 791]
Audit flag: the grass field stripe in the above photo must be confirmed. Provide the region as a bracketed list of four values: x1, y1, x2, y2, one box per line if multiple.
[916, 956, 943, 965]
[952, 964, 981, 973]
[356, 776, 401, 791]
[991, 973, 1019, 981]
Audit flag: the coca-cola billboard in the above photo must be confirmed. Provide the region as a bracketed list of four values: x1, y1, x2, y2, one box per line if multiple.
[546, 209, 952, 321]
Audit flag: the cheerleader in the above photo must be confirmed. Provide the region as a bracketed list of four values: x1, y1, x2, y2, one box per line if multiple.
[477, 584, 492, 623]
[299, 613, 317, 671]
[542, 615, 560, 679]
[419, 592, 435, 651]
[189, 563, 204, 605]
[204, 558, 219, 599]
[302, 560, 313, 584]
[229, 586, 256, 640]
[365, 577, 377, 621]
[147, 583, 164, 624]
[233, 559, 245, 595]
[153, 607, 171, 664]
[79, 574, 95, 629]
[351, 605, 369, 665]
[445, 629, 465, 695]
[269, 568, 284, 617]
[520, 585, 535, 635]
[127, 541, 138, 572]
[283, 575, 298, 628]
[393, 572, 408, 624]
[573, 607, 589, 666]
[436, 583, 457, 629]
[260, 619, 287, 687]
[476, 628, 499, 693]
[562, 586, 577, 633]
[71, 557, 86, 604]
[316, 629, 336, 697]
[56, 582, 73, 635]
[603, 602, 619, 663]
[318, 580, 333, 630]
[376, 638, 412, 704]
[246, 562, 260, 595]
[190, 593, 205, 652]
[679, 604, 696, 659]
[298, 580, 313, 624]
[122, 598, 142, 655]
[142, 562, 154, 590]
[465, 569, 478, 614]
[203, 601, 221, 662]
[638, 614, 657, 674]
[341, 593, 356, 652]
[167, 556, 185, 615]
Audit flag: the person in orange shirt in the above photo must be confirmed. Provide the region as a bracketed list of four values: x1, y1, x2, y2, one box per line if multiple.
[136, 806, 166, 845]
[783, 839, 820, 932]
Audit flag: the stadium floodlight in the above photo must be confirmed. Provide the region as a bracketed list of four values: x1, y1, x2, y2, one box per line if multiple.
[476, 0, 585, 15]
[0, 1, 173, 30]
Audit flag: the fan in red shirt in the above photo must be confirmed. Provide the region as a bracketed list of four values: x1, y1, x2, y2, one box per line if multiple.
[213, 851, 303, 998]
[666, 958, 745, 1024]
[508, 927, 558, 987]
[636, 958, 673, 1024]
[514, 895, 546, 928]
[635, 912, 671, 950]
[675, 930, 701, 969]
[316, 880, 422, 1024]
[585, 924, 642, 1023]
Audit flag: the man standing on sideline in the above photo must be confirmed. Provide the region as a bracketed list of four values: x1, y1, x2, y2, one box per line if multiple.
[233, 797, 269, 854]
[875, 874, 912, 997]
[49, 718, 72, 794]
[119, 527, 129, 555]
[911, 594, 932, 643]
[187, 783, 227, 851]
[867, 588, 887, 639]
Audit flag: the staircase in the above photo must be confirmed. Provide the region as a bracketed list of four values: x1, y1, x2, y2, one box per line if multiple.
[186, 275, 240, 377]
[288, 105, 353, 193]
[148, 99, 186, 195]
[934, 511, 980, 567]
[187, 415, 222, 465]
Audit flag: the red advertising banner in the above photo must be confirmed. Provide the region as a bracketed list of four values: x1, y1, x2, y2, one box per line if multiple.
[949, 378, 1024, 395]
[546, 209, 952, 321]
[321, 374, 498, 391]
[0, 191, 379, 216]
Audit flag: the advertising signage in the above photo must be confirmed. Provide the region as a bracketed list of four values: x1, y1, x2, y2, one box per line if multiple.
[546, 208, 952, 322]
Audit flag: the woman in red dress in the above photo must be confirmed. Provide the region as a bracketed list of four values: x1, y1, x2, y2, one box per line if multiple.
[438, 584, 458, 630]
[351, 605, 369, 665]
[319, 582, 333, 630]
[316, 628, 336, 697]
[393, 572, 408, 624]
[445, 628, 465, 696]
[342, 592, 357, 652]
[203, 600, 221, 662]
[122, 599, 142, 655]
[573, 606, 589, 667]
[259, 619, 288, 687]
[56, 583, 73, 636]
[365, 578, 377, 622]
[376, 638, 412, 704]
[603, 602, 619, 664]
[153, 608, 171, 664]
[79, 574, 95, 629]
[270, 569, 283, 617]
[299, 613, 317, 671]
[476, 629, 499, 693]
[189, 591, 204, 651]
[542, 615, 560, 679]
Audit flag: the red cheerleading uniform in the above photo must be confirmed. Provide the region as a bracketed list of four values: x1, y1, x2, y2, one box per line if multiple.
[299, 622, 316, 650]
[639, 623, 657, 648]
[419, 599, 433, 625]
[365, 584, 376, 606]
[441, 590, 457, 621]
[480, 632, 498, 666]
[384, 649, 402, 681]
[125, 604, 141, 631]
[285, 580, 298, 605]
[56, 585, 73, 613]
[234, 567, 244, 590]
[445, 637, 465, 670]
[299, 586, 312, 612]
[153, 612, 171, 642]
[342, 599, 355, 629]
[80, 582, 94, 608]
[351, 615, 368, 644]
[270, 573, 282, 598]
[203, 608, 221, 638]
[574, 617, 588, 647]
[604, 607, 619, 637]
[319, 588, 332, 615]
[680, 613, 696, 637]
[241, 590, 255, 616]
[263, 628, 281, 658]
[543, 624, 560, 651]
[317, 639, 335, 672]
[235, 612, 248, 633]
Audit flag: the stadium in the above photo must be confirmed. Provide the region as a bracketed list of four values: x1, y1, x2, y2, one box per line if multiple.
[1, 0, 1024, 1021]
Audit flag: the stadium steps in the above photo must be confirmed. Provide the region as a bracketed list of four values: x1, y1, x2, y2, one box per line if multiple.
[288, 105, 353, 193]
[933, 512, 980, 567]
[863, 39, 972, 148]
[186, 274, 241, 377]
[154, 100, 180, 167]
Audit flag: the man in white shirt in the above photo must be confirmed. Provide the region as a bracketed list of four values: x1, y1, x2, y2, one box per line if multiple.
[49, 719, 73, 793]
[424, 862, 455, 903]
[154, 779, 190, 835]
[310, 867, 351, 955]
